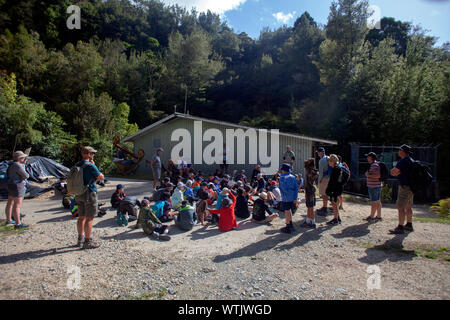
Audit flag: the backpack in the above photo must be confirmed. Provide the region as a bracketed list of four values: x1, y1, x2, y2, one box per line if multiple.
[407, 160, 433, 194]
[378, 162, 389, 182]
[67, 163, 90, 196]
[337, 164, 350, 186]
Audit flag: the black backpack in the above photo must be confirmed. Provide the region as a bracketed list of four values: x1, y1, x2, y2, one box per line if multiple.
[337, 164, 350, 186]
[407, 160, 433, 194]
[378, 162, 389, 182]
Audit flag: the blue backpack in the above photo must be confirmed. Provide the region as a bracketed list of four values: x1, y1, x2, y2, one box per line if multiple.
[337, 163, 351, 186]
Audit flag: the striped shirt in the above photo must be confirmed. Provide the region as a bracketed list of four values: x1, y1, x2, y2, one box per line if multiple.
[366, 162, 382, 188]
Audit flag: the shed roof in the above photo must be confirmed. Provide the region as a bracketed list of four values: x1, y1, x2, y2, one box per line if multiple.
[122, 112, 338, 145]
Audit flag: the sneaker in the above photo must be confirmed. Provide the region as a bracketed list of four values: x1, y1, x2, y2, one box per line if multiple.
[280, 226, 292, 234]
[300, 221, 316, 229]
[326, 218, 339, 226]
[82, 238, 100, 249]
[151, 232, 161, 239]
[158, 234, 171, 241]
[5, 220, 16, 226]
[403, 223, 414, 232]
[14, 223, 29, 229]
[389, 226, 405, 234]
[363, 216, 374, 222]
[76, 235, 84, 247]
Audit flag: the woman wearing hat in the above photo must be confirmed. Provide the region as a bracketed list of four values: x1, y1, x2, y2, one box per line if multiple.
[5, 151, 29, 228]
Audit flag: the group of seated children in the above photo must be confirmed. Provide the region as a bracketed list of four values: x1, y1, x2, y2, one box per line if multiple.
[109, 166, 293, 241]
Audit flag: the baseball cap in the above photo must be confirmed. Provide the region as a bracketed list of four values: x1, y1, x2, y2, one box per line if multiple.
[82, 146, 97, 154]
[220, 188, 229, 196]
[316, 147, 325, 153]
[213, 176, 220, 181]
[116, 184, 124, 190]
[365, 152, 378, 160]
[399, 144, 413, 155]
[281, 164, 291, 172]
[177, 182, 185, 188]
[156, 147, 164, 152]
[259, 192, 268, 200]
[270, 181, 277, 186]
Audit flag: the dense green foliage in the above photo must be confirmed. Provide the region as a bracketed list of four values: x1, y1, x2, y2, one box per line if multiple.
[0, 0, 448, 192]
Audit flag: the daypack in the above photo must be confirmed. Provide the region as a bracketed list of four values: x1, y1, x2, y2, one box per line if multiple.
[337, 164, 350, 186]
[378, 162, 389, 182]
[67, 163, 90, 196]
[407, 160, 433, 194]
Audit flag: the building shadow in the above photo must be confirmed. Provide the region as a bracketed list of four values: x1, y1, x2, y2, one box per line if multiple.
[36, 214, 75, 224]
[358, 233, 416, 264]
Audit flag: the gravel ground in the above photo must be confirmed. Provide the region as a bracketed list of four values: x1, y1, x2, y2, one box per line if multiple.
[0, 177, 449, 300]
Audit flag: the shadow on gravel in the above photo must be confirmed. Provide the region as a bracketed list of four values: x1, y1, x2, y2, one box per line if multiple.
[34, 207, 67, 214]
[358, 233, 416, 264]
[276, 225, 330, 251]
[0, 246, 80, 265]
[331, 223, 371, 239]
[212, 229, 293, 263]
[190, 225, 222, 241]
[36, 215, 74, 224]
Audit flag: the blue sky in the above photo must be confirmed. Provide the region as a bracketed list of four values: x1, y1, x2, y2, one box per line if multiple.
[162, 0, 450, 46]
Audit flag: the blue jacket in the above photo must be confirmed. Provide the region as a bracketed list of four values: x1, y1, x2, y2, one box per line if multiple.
[279, 173, 298, 202]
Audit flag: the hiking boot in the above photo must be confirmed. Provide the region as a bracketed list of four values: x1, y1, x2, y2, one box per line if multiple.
[403, 223, 414, 232]
[364, 216, 374, 222]
[389, 226, 405, 234]
[82, 238, 100, 249]
[326, 218, 339, 226]
[14, 223, 29, 229]
[280, 225, 292, 234]
[158, 234, 171, 241]
[76, 235, 84, 247]
[5, 220, 16, 227]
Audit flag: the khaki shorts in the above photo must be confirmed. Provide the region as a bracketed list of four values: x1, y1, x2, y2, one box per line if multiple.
[396, 185, 414, 208]
[318, 177, 330, 196]
[76, 190, 98, 217]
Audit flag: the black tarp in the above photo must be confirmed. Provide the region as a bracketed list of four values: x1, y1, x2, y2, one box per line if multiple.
[0, 156, 69, 201]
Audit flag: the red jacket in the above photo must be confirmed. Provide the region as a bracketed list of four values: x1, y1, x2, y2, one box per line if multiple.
[209, 192, 237, 232]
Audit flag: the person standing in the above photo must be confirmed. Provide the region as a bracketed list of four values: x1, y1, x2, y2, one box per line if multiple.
[279, 164, 298, 234]
[300, 158, 318, 229]
[317, 147, 331, 216]
[75, 146, 104, 249]
[283, 145, 296, 168]
[5, 151, 29, 229]
[151, 148, 164, 189]
[364, 152, 382, 222]
[220, 143, 229, 174]
[325, 154, 343, 225]
[389, 145, 414, 234]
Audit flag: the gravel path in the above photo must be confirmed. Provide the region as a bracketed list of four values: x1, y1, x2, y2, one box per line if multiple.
[0, 178, 449, 300]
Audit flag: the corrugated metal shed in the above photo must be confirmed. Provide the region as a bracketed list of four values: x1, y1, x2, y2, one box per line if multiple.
[123, 113, 337, 176]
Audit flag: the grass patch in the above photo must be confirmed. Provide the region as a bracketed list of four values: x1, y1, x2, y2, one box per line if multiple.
[413, 217, 450, 225]
[131, 288, 168, 300]
[342, 194, 370, 205]
[414, 247, 450, 261]
[0, 220, 28, 238]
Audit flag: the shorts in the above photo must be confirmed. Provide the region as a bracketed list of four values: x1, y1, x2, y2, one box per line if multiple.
[318, 177, 330, 196]
[281, 201, 296, 212]
[153, 167, 161, 180]
[305, 192, 316, 208]
[76, 190, 98, 217]
[7, 181, 26, 198]
[397, 185, 413, 208]
[368, 187, 382, 202]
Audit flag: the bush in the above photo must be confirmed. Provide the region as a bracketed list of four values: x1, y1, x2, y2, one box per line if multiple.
[430, 198, 450, 219]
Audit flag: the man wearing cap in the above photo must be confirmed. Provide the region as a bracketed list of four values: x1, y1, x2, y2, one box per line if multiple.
[364, 152, 382, 222]
[255, 173, 267, 192]
[317, 147, 331, 216]
[75, 146, 104, 249]
[389, 145, 415, 234]
[279, 163, 298, 234]
[5, 151, 29, 229]
[283, 146, 296, 167]
[151, 148, 164, 189]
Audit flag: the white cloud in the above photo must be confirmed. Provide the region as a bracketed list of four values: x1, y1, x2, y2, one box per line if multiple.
[161, 0, 247, 14]
[272, 11, 295, 24]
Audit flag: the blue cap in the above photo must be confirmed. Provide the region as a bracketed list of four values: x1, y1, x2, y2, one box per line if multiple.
[281, 164, 291, 172]
[317, 147, 325, 153]
[213, 176, 220, 181]
[116, 184, 124, 190]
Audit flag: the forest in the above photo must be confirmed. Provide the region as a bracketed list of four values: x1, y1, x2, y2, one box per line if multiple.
[0, 0, 449, 195]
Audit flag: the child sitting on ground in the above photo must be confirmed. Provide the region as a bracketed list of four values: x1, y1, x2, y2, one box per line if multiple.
[174, 200, 198, 231]
[252, 192, 279, 224]
[235, 187, 251, 219]
[207, 189, 238, 232]
[111, 184, 126, 209]
[153, 191, 178, 222]
[137, 199, 170, 241]
[171, 182, 185, 209]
